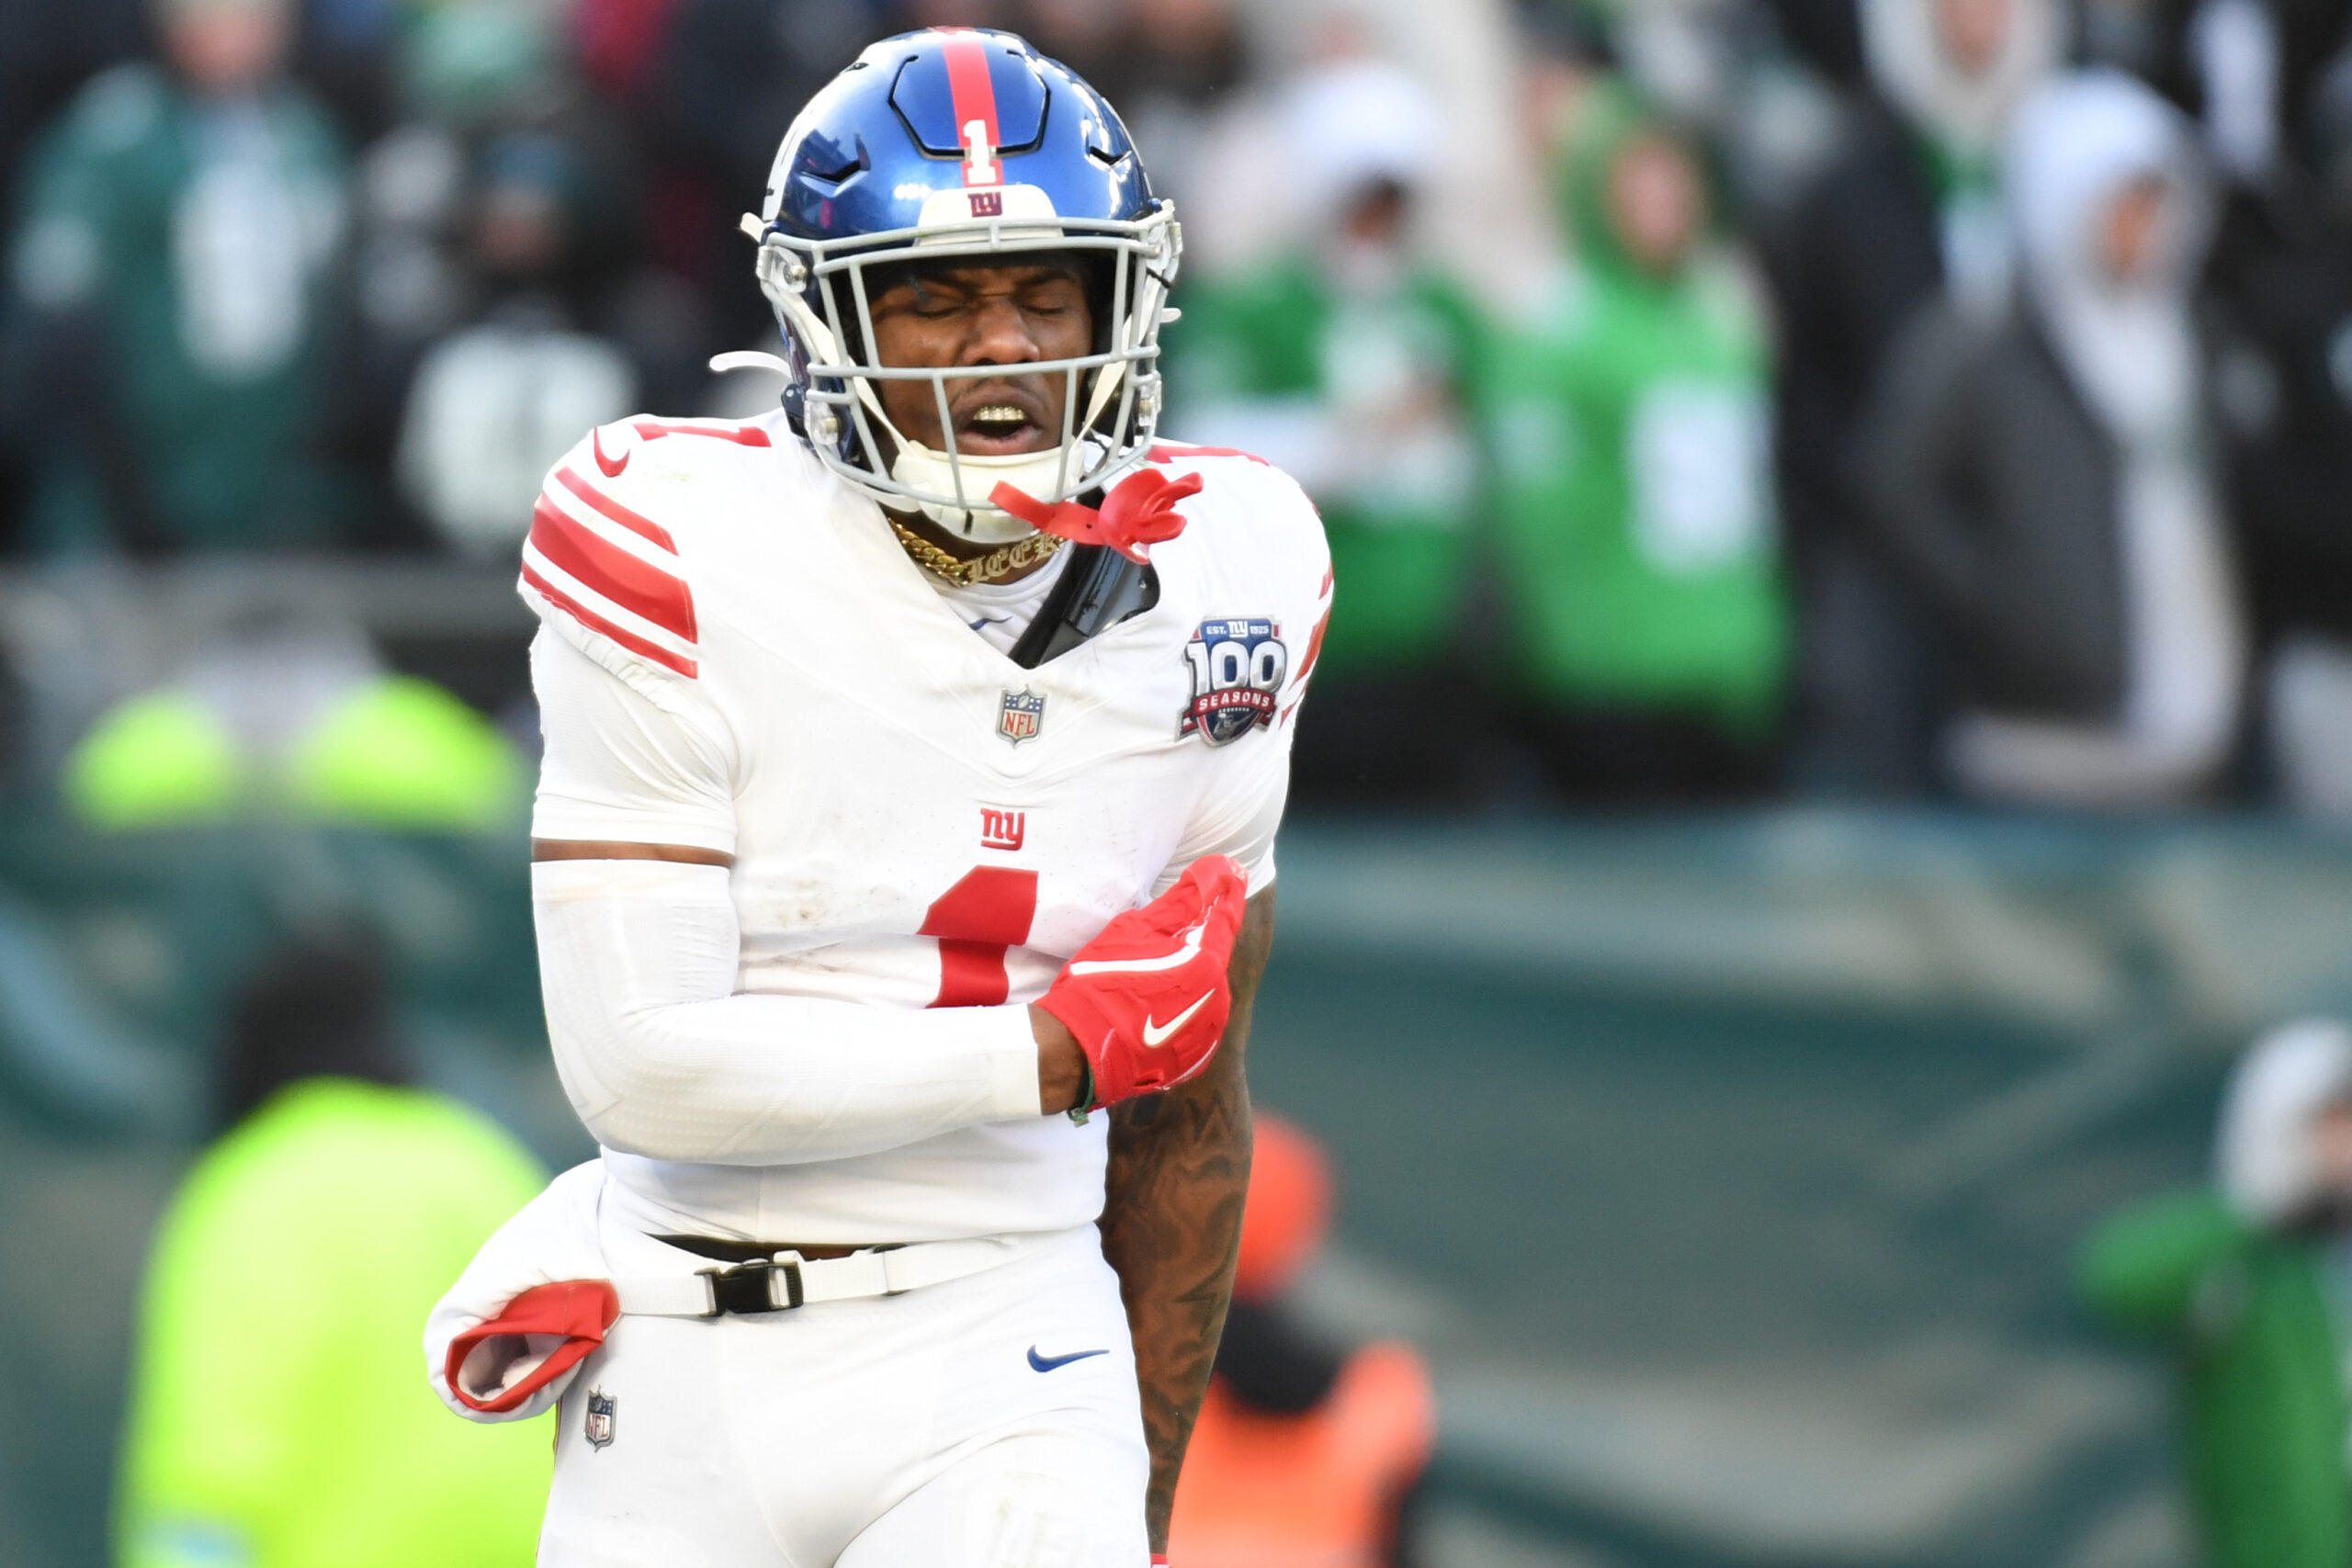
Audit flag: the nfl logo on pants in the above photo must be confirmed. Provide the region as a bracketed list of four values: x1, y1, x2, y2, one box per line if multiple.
[998, 687, 1046, 746]
[584, 1388, 616, 1450]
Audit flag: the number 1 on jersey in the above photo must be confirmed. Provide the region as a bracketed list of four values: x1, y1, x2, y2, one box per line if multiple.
[919, 868, 1039, 1008]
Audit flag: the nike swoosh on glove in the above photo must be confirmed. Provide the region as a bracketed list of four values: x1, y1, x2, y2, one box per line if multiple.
[1038, 855, 1249, 1109]
[989, 468, 1203, 564]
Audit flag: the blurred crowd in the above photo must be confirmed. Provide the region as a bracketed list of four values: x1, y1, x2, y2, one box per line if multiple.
[6, 0, 2352, 818]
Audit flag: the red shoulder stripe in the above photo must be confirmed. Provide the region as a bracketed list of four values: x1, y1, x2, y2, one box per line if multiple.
[521, 565, 699, 679]
[554, 466, 676, 551]
[529, 499, 698, 644]
[629, 419, 773, 447]
[1295, 604, 1332, 688]
[1149, 442, 1270, 467]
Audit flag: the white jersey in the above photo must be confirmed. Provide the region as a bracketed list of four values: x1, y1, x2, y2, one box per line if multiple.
[521, 412, 1331, 1243]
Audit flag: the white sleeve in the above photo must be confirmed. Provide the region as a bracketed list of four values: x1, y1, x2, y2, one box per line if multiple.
[535, 858, 1044, 1165]
[1153, 473, 1329, 897]
[529, 626, 738, 855]
[1155, 726, 1292, 897]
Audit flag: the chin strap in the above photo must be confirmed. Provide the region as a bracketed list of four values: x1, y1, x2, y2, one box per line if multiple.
[990, 468, 1202, 564]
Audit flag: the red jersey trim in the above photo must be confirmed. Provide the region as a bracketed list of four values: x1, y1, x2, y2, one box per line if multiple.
[1295, 604, 1332, 689]
[1149, 442, 1271, 467]
[629, 419, 774, 448]
[554, 465, 678, 552]
[529, 498, 699, 646]
[521, 565, 700, 679]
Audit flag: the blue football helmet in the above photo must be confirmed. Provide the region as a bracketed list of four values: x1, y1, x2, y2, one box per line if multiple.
[741, 28, 1181, 544]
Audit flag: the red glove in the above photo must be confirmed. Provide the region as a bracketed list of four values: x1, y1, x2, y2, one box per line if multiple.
[1039, 856, 1249, 1109]
[443, 1280, 617, 1414]
[990, 468, 1203, 564]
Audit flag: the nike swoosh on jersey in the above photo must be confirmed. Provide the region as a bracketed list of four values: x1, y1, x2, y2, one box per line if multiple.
[1027, 1346, 1111, 1373]
[1140, 991, 1214, 1048]
[593, 426, 628, 477]
[1064, 917, 1207, 977]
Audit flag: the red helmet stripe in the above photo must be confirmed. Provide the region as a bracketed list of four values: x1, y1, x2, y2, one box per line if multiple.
[939, 31, 1001, 187]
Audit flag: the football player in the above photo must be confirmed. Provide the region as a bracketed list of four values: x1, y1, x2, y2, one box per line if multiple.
[423, 28, 1331, 1568]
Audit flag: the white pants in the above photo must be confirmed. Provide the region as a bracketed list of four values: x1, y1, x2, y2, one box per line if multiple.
[538, 1218, 1150, 1567]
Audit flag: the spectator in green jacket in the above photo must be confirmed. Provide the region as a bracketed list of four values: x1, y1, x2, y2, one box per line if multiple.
[2077, 1018, 2352, 1568]
[7, 0, 350, 553]
[1478, 81, 1787, 803]
[1160, 57, 1483, 807]
[115, 932, 552, 1568]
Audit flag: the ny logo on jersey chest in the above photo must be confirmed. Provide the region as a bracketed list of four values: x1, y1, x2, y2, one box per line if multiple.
[980, 808, 1026, 852]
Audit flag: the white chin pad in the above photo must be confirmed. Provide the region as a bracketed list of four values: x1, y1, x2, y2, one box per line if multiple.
[889, 442, 1070, 543]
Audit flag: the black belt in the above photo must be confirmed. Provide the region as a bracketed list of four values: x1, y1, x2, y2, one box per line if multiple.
[655, 1235, 896, 1264]
[652, 1235, 903, 1317]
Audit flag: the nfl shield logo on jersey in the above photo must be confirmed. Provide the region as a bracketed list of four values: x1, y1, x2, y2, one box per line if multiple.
[998, 687, 1046, 746]
[1181, 618, 1287, 745]
[584, 1388, 616, 1450]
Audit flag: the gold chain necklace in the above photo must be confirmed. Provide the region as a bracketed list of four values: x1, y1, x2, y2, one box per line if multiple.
[888, 519, 1067, 587]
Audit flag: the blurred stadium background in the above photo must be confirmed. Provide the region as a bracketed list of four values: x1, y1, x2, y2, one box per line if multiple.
[7, 0, 2352, 1562]
[12, 797, 2352, 1563]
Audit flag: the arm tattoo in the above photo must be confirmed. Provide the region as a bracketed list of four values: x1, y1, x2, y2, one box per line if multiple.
[1101, 888, 1275, 1552]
